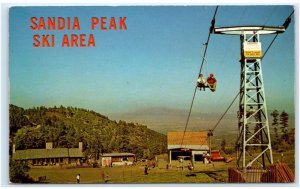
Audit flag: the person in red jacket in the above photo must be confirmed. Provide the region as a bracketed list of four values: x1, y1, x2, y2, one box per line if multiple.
[207, 73, 217, 92]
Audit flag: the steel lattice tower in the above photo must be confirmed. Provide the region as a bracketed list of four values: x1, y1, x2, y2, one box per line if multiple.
[214, 26, 286, 169]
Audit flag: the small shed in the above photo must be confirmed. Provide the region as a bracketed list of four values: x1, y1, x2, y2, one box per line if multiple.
[100, 153, 135, 167]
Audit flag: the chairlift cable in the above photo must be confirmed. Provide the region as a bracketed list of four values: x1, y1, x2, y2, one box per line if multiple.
[262, 34, 278, 60]
[180, 6, 219, 147]
[199, 44, 209, 78]
[262, 10, 294, 60]
[211, 91, 240, 132]
[199, 6, 219, 73]
[262, 7, 276, 26]
[287, 9, 295, 19]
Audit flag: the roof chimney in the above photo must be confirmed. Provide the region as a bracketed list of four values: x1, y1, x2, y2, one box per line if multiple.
[46, 142, 53, 149]
[79, 142, 83, 151]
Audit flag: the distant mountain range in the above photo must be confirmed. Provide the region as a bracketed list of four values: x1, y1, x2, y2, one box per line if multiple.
[111, 107, 295, 136]
[111, 107, 239, 135]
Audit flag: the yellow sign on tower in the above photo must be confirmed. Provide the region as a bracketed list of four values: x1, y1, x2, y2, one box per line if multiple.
[243, 42, 262, 58]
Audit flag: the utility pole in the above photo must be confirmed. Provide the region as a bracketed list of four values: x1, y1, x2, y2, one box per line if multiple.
[208, 129, 213, 155]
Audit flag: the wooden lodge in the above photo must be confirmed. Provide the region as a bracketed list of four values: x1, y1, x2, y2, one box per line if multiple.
[12, 142, 84, 166]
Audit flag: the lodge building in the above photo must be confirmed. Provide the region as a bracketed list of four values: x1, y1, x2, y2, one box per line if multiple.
[12, 142, 84, 166]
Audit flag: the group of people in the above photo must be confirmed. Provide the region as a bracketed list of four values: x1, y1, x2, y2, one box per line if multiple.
[197, 73, 217, 92]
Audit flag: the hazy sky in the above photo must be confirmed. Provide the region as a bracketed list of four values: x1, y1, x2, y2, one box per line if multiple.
[9, 6, 295, 116]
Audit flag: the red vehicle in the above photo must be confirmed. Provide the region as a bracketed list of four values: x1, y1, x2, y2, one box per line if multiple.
[210, 150, 225, 161]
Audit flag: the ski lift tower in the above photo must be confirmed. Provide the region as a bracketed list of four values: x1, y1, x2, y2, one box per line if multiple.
[213, 25, 286, 170]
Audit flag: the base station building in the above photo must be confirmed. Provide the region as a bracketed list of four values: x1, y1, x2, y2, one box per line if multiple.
[167, 131, 209, 163]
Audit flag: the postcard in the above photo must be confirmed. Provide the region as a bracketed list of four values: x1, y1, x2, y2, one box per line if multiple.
[8, 5, 295, 184]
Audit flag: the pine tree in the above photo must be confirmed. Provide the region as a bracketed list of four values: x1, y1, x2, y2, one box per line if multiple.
[280, 111, 289, 143]
[271, 110, 279, 147]
[221, 139, 226, 152]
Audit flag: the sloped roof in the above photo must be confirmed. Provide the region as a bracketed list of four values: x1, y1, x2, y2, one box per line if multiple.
[101, 153, 135, 157]
[13, 148, 83, 160]
[167, 131, 208, 150]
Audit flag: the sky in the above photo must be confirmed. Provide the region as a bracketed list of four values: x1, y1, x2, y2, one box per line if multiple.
[9, 5, 295, 117]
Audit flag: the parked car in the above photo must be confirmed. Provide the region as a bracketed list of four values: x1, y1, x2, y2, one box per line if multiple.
[112, 161, 133, 166]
